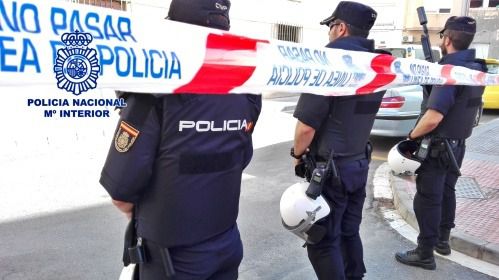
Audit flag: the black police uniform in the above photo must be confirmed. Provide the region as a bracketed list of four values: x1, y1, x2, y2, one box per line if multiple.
[414, 49, 485, 249]
[100, 93, 261, 279]
[294, 36, 384, 280]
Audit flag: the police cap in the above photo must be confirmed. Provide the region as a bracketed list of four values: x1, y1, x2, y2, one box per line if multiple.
[320, 1, 377, 31]
[167, 0, 231, 31]
[439, 16, 477, 35]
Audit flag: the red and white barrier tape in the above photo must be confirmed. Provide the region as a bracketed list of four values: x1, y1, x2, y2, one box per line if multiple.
[0, 0, 498, 96]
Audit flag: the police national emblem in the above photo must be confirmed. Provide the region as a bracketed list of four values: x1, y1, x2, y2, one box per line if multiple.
[54, 30, 100, 95]
[115, 121, 140, 153]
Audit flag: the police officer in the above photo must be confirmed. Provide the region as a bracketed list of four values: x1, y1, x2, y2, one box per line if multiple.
[99, 0, 262, 279]
[292, 2, 383, 279]
[395, 16, 485, 270]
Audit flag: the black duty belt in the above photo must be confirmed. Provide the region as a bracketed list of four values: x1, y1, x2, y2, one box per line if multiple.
[316, 153, 367, 165]
[432, 138, 465, 148]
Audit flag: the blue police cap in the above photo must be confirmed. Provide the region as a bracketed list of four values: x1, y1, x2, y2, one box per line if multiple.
[439, 16, 476, 34]
[167, 0, 231, 31]
[320, 1, 377, 31]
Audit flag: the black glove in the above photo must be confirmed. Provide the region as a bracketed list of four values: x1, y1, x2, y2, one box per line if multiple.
[295, 158, 307, 178]
[295, 158, 314, 182]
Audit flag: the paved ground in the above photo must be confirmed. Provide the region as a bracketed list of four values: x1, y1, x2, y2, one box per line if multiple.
[389, 118, 499, 266]
[1, 142, 497, 280]
[1, 96, 497, 279]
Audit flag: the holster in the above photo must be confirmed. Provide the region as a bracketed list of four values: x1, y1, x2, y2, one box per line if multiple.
[427, 138, 462, 176]
[127, 238, 147, 265]
[123, 212, 147, 266]
[429, 141, 446, 158]
[142, 240, 176, 278]
[123, 215, 176, 279]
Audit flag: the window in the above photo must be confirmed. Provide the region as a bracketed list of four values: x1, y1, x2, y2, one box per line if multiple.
[423, 0, 452, 13]
[489, 0, 499, 7]
[470, 0, 484, 8]
[272, 23, 303, 43]
[470, 0, 499, 8]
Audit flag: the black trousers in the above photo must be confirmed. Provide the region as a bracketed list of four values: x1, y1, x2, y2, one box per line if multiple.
[414, 142, 465, 247]
[139, 225, 243, 280]
[307, 159, 369, 280]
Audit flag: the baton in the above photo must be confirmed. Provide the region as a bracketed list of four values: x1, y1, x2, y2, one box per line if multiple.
[444, 139, 462, 176]
[160, 247, 176, 278]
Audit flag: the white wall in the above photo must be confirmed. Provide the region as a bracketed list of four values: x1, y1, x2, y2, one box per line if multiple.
[471, 43, 490, 59]
[126, 0, 405, 47]
[128, 0, 169, 19]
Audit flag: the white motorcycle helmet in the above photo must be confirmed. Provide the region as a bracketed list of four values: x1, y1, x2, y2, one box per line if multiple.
[280, 182, 330, 244]
[387, 140, 421, 175]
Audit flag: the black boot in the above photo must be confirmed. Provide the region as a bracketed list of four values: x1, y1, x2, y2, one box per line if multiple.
[435, 228, 451, 255]
[395, 246, 436, 270]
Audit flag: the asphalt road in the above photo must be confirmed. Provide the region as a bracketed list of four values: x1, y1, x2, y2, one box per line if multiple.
[1, 138, 497, 279]
[480, 109, 499, 125]
[1, 91, 497, 280]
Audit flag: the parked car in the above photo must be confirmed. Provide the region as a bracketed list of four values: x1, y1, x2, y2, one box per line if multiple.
[371, 45, 441, 137]
[371, 85, 423, 137]
[483, 58, 499, 109]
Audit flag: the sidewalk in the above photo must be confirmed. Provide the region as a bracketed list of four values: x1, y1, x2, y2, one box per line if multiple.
[389, 118, 499, 266]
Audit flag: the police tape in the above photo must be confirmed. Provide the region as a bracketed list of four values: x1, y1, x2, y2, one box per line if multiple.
[1, 0, 498, 96]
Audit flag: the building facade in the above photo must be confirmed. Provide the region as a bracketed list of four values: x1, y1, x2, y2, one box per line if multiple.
[469, 1, 499, 58]
[60, 0, 499, 58]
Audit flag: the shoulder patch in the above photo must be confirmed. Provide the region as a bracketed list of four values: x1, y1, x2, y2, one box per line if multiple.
[114, 121, 140, 153]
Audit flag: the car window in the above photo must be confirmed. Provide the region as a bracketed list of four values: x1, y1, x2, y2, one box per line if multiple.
[414, 49, 425, 60]
[383, 48, 406, 58]
[414, 49, 441, 61]
[380, 47, 441, 61]
[432, 50, 441, 61]
[486, 63, 499, 74]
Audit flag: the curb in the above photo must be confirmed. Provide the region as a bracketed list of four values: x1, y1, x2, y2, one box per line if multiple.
[374, 163, 499, 266]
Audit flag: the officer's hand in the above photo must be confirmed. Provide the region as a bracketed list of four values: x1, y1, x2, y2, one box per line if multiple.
[112, 199, 134, 220]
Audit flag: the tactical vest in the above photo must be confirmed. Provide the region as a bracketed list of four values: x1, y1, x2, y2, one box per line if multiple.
[433, 85, 484, 139]
[313, 91, 384, 159]
[136, 94, 261, 247]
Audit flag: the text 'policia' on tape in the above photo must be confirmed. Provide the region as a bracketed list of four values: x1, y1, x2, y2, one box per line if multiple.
[0, 0, 498, 97]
